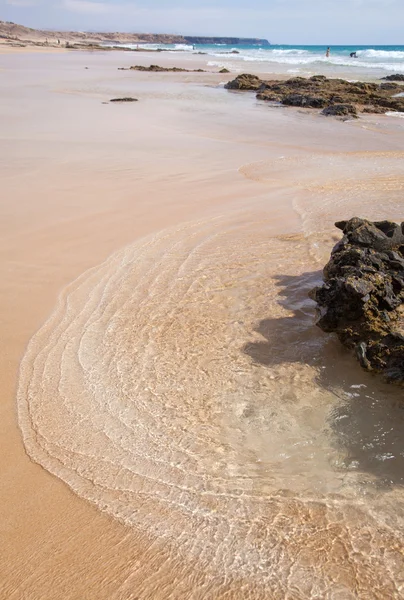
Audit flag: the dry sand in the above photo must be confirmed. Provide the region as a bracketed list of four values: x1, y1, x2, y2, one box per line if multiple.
[1, 48, 404, 599]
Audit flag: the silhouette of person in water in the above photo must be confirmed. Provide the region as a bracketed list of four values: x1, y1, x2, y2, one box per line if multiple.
[326, 47, 330, 57]
[350, 51, 358, 58]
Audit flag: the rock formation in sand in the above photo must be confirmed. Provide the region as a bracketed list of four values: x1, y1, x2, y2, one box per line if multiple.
[225, 74, 404, 116]
[110, 97, 138, 102]
[225, 73, 264, 90]
[122, 64, 206, 72]
[309, 218, 404, 383]
[382, 74, 404, 82]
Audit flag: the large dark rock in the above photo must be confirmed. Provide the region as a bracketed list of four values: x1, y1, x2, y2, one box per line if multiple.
[225, 74, 404, 116]
[281, 94, 328, 108]
[110, 97, 138, 102]
[379, 82, 400, 90]
[224, 73, 264, 90]
[309, 218, 404, 384]
[321, 104, 358, 117]
[381, 74, 404, 82]
[127, 64, 205, 72]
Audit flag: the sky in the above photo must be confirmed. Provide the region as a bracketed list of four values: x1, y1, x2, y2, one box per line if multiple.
[2, 0, 404, 45]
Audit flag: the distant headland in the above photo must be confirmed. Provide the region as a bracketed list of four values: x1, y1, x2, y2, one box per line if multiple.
[0, 21, 270, 47]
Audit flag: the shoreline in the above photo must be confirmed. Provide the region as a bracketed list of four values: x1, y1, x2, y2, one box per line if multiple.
[1, 47, 404, 598]
[2, 22, 404, 81]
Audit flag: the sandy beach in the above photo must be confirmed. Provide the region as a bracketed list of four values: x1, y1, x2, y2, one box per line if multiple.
[1, 47, 404, 599]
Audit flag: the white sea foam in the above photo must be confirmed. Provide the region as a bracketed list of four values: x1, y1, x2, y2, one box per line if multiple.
[358, 49, 404, 59]
[207, 49, 404, 73]
[270, 48, 309, 56]
[386, 111, 404, 118]
[107, 42, 404, 74]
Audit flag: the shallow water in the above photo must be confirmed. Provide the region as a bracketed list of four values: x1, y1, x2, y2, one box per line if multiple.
[18, 152, 404, 597]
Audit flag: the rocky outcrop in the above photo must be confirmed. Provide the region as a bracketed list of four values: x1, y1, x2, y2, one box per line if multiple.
[225, 74, 264, 90]
[125, 64, 205, 72]
[0, 21, 270, 46]
[225, 74, 404, 116]
[321, 104, 358, 117]
[110, 97, 138, 102]
[381, 74, 404, 82]
[282, 94, 328, 108]
[379, 82, 400, 90]
[309, 218, 404, 384]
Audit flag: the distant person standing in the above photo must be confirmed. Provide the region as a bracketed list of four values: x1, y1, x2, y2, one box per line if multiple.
[326, 47, 330, 57]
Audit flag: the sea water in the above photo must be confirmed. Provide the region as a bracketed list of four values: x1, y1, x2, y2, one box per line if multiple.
[114, 42, 404, 78]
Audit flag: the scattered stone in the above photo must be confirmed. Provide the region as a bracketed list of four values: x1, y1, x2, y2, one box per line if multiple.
[219, 68, 230, 73]
[110, 97, 138, 102]
[225, 74, 404, 116]
[381, 74, 404, 82]
[309, 218, 404, 384]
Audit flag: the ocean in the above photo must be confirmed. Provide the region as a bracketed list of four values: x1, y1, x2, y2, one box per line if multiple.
[116, 42, 404, 78]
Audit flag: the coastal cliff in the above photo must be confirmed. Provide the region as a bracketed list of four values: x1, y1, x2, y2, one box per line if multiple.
[0, 21, 269, 46]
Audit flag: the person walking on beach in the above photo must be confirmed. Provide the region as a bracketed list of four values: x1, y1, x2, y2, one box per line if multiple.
[326, 47, 330, 57]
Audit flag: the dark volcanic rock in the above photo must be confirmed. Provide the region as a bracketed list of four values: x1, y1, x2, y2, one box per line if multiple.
[321, 104, 358, 117]
[110, 97, 138, 102]
[128, 64, 205, 72]
[382, 74, 404, 82]
[379, 82, 400, 90]
[224, 73, 264, 90]
[282, 94, 328, 108]
[309, 218, 404, 384]
[219, 68, 230, 73]
[225, 74, 404, 116]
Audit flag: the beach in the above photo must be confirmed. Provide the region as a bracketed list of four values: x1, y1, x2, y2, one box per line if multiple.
[1, 47, 404, 599]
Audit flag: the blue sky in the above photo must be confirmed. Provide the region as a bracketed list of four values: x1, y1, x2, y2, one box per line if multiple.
[2, 0, 404, 44]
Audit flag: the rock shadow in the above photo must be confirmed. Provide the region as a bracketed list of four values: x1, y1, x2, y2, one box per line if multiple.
[243, 270, 404, 488]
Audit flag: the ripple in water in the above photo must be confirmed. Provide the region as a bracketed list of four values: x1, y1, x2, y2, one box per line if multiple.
[18, 213, 404, 598]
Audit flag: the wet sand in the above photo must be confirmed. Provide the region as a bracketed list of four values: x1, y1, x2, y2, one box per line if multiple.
[1, 49, 404, 599]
